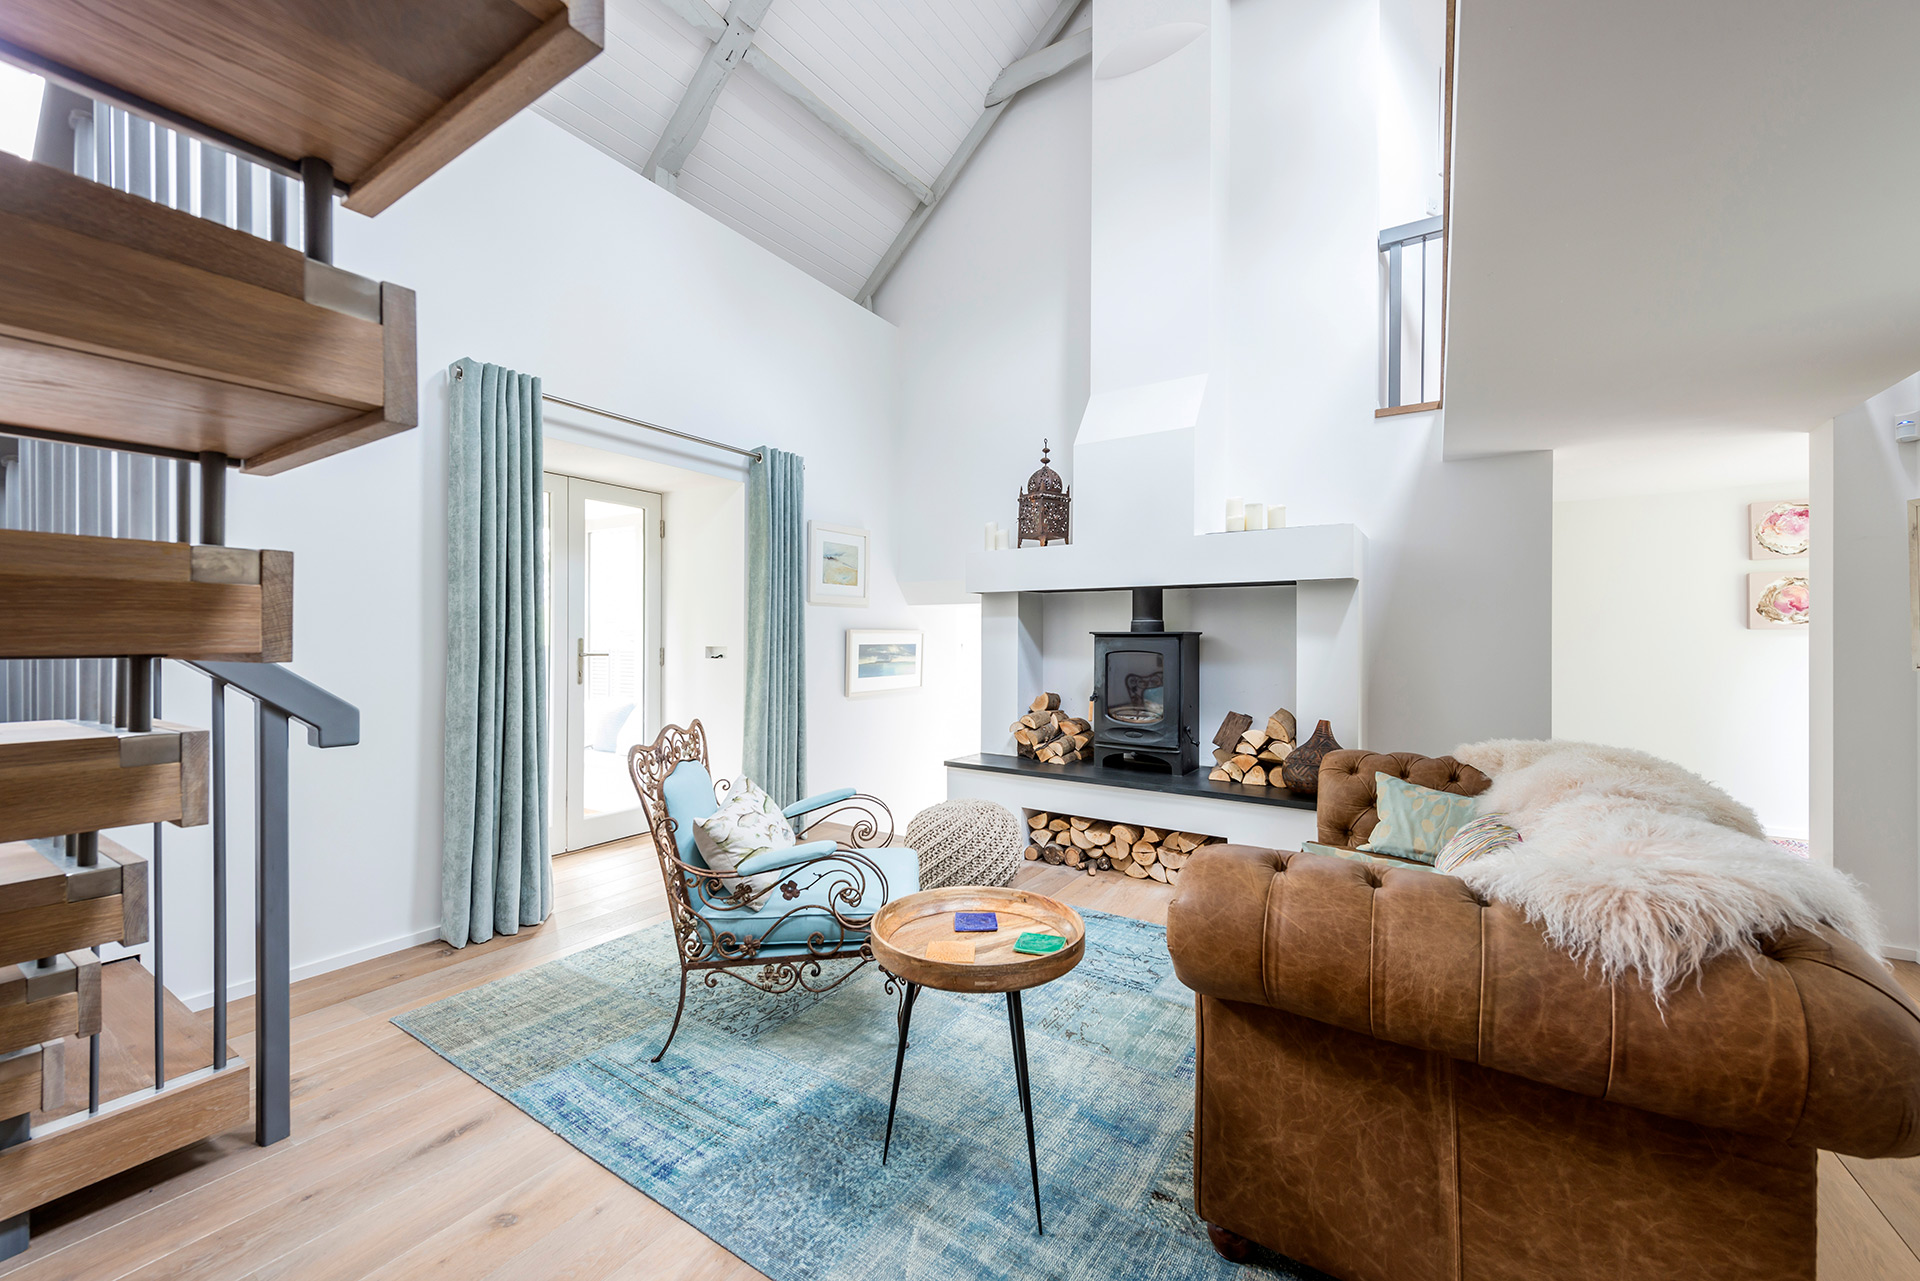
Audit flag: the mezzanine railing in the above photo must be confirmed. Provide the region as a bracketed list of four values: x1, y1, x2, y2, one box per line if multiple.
[1379, 215, 1445, 413]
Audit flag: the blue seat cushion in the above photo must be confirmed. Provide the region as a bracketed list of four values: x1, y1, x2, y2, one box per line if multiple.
[692, 845, 920, 951]
[662, 760, 720, 869]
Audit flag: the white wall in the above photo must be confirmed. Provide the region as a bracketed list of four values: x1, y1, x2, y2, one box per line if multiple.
[1553, 483, 1810, 837]
[1814, 373, 1920, 957]
[141, 112, 969, 1006]
[880, 0, 1551, 759]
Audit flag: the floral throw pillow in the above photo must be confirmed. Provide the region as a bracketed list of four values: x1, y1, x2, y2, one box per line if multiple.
[1435, 814, 1522, 874]
[1358, 773, 1479, 866]
[692, 779, 797, 912]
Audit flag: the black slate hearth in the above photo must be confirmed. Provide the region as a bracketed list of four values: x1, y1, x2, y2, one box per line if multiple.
[945, 752, 1317, 812]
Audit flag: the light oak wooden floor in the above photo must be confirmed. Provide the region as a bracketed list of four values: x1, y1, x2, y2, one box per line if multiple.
[2, 838, 1917, 1280]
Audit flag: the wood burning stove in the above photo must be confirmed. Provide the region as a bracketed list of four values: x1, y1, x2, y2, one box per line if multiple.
[1090, 588, 1200, 774]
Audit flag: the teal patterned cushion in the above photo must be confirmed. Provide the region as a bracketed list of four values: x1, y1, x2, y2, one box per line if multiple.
[692, 779, 797, 911]
[1358, 773, 1478, 866]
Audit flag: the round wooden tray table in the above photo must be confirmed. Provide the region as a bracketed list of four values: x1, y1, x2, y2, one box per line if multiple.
[868, 885, 1086, 1234]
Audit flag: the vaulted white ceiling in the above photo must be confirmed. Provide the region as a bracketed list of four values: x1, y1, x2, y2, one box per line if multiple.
[536, 0, 1079, 300]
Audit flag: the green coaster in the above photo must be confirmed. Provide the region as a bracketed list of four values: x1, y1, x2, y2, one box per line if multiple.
[1013, 932, 1066, 956]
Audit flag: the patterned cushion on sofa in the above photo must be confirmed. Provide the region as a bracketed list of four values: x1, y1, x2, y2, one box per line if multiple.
[1357, 773, 1479, 865]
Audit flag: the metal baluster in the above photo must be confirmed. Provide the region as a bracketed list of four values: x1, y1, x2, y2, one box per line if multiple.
[234, 158, 254, 238]
[270, 173, 289, 245]
[149, 654, 164, 1092]
[255, 700, 291, 1145]
[211, 680, 228, 1071]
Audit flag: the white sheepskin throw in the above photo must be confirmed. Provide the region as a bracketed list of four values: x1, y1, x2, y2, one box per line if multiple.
[1450, 739, 1883, 996]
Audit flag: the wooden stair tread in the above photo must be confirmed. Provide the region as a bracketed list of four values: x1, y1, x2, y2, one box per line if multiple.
[0, 719, 208, 843]
[0, 0, 602, 216]
[0, 153, 416, 473]
[0, 951, 101, 1055]
[0, 959, 246, 1225]
[0, 529, 292, 661]
[0, 1039, 63, 1116]
[0, 837, 147, 968]
[36, 958, 221, 1127]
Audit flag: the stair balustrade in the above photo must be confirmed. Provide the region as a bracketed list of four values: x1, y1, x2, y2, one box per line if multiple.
[1379, 215, 1445, 412]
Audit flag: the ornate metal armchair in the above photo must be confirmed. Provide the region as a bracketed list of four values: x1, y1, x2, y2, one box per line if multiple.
[628, 720, 918, 1061]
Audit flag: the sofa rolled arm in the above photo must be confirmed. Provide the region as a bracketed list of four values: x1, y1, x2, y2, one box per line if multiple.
[1167, 845, 1920, 1158]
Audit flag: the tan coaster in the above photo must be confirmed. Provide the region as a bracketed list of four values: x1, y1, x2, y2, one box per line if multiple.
[923, 938, 977, 964]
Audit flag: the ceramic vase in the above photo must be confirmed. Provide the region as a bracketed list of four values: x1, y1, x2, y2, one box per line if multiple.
[1280, 719, 1341, 796]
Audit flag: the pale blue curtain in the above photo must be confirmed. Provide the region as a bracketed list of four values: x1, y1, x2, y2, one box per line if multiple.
[443, 358, 550, 946]
[745, 446, 806, 805]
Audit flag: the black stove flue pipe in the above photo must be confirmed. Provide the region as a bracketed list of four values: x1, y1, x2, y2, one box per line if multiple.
[1130, 587, 1164, 633]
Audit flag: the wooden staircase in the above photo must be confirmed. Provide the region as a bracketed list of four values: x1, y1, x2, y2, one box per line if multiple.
[0, 1, 603, 1262]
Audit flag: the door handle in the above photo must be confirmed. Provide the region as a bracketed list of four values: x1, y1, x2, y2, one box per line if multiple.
[577, 637, 609, 684]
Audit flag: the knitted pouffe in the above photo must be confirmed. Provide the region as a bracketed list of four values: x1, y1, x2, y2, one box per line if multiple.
[905, 798, 1024, 890]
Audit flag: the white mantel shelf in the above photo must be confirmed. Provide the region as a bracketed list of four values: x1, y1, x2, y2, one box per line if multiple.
[964, 523, 1362, 595]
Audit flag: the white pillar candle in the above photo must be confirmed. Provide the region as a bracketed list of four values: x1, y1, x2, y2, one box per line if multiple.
[1225, 515, 1246, 533]
[984, 521, 998, 550]
[995, 527, 1011, 550]
[1225, 497, 1245, 521]
[1244, 502, 1266, 530]
[1268, 505, 1286, 528]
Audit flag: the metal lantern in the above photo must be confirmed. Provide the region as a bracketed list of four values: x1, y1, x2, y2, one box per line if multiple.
[1016, 440, 1071, 547]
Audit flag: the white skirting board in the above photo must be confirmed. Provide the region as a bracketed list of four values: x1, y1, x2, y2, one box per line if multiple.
[177, 923, 445, 1012]
[946, 766, 1318, 850]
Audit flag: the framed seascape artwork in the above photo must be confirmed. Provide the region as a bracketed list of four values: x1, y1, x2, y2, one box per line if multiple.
[846, 630, 923, 696]
[808, 522, 869, 606]
[1749, 501, 1810, 559]
[1748, 571, 1809, 630]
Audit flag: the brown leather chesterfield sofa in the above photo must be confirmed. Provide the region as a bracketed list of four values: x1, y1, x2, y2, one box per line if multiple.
[1166, 752, 1920, 1281]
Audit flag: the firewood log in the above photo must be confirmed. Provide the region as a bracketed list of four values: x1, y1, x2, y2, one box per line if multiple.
[1230, 754, 1258, 773]
[1017, 743, 1037, 759]
[1143, 827, 1164, 843]
[1133, 842, 1159, 865]
[1125, 861, 1150, 879]
[1267, 709, 1297, 744]
[1065, 733, 1091, 751]
[1166, 867, 1181, 888]
[1088, 822, 1111, 844]
[1014, 728, 1035, 747]
[1208, 768, 1232, 781]
[1212, 747, 1234, 765]
[1222, 761, 1245, 782]
[1243, 765, 1268, 787]
[1258, 744, 1291, 763]
[1148, 863, 1169, 883]
[1070, 828, 1093, 850]
[1159, 848, 1189, 871]
[1058, 718, 1091, 736]
[1041, 846, 1065, 865]
[1031, 693, 1062, 711]
[1049, 818, 1069, 831]
[1069, 816, 1091, 830]
[1024, 845, 1043, 861]
[1212, 712, 1253, 750]
[1064, 848, 1083, 868]
[1030, 720, 1061, 746]
[1029, 813, 1051, 830]
[1009, 720, 1025, 733]
[1239, 728, 1270, 752]
[1096, 855, 1112, 871]
[1110, 823, 1140, 845]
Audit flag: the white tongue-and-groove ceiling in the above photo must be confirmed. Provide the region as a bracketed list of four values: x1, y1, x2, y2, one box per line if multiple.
[537, 0, 1077, 300]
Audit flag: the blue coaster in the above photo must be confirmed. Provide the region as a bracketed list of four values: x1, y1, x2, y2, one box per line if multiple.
[954, 911, 998, 933]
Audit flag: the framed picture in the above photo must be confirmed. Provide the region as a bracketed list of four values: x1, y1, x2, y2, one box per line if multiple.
[1749, 501, 1810, 559]
[808, 522, 869, 606]
[846, 629, 923, 695]
[1748, 570, 1809, 630]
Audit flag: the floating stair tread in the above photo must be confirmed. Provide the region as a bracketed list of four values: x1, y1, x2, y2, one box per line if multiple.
[0, 0, 602, 215]
[0, 153, 416, 473]
[36, 958, 219, 1127]
[0, 1040, 63, 1117]
[0, 529, 292, 661]
[0, 720, 208, 843]
[0, 837, 148, 968]
[0, 951, 101, 1055]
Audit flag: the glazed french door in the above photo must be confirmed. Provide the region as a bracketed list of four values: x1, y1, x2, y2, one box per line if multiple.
[543, 474, 665, 853]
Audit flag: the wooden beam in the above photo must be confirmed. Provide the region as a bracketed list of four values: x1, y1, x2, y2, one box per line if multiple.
[0, 721, 208, 843]
[0, 1041, 62, 1117]
[984, 27, 1092, 107]
[646, 0, 774, 186]
[741, 47, 933, 204]
[856, 0, 1086, 308]
[0, 1062, 251, 1222]
[344, 4, 605, 216]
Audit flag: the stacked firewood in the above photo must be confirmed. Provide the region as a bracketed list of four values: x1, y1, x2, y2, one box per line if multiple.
[1207, 709, 1298, 786]
[1021, 812, 1223, 885]
[1009, 693, 1094, 765]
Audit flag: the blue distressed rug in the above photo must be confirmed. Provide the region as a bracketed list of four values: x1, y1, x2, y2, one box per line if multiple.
[393, 909, 1325, 1281]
